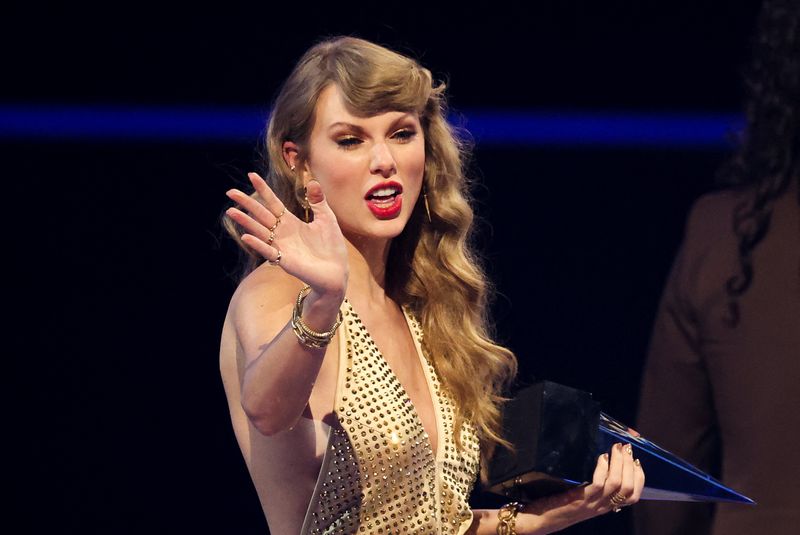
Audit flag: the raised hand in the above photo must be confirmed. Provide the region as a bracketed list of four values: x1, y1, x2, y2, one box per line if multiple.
[225, 172, 349, 297]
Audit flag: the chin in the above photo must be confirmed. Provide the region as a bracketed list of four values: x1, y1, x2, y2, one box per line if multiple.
[344, 216, 410, 242]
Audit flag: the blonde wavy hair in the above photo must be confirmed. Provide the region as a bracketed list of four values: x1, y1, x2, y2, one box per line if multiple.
[222, 35, 517, 473]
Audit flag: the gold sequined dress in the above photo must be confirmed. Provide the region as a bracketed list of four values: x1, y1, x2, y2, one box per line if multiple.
[301, 298, 481, 534]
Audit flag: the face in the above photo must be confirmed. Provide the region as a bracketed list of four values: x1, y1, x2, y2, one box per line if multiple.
[294, 84, 425, 243]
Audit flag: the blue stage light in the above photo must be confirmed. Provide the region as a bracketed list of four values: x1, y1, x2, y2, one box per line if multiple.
[0, 105, 742, 148]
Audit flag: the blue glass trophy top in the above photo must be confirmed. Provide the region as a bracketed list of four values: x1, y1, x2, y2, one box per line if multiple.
[598, 412, 753, 503]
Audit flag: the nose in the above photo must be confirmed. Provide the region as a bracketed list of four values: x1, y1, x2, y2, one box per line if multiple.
[369, 142, 397, 179]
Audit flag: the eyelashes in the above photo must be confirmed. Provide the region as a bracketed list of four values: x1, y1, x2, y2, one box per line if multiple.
[393, 130, 416, 141]
[336, 129, 418, 150]
[336, 137, 362, 148]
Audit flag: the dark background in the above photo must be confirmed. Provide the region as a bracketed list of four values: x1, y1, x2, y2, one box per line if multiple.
[7, 1, 761, 533]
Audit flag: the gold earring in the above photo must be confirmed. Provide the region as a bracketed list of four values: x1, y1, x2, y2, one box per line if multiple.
[303, 186, 310, 223]
[423, 186, 432, 223]
[290, 165, 296, 171]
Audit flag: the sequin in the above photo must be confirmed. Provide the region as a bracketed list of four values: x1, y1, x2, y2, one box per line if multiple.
[301, 299, 480, 534]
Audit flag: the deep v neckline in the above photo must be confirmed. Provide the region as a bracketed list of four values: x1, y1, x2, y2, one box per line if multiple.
[343, 298, 443, 460]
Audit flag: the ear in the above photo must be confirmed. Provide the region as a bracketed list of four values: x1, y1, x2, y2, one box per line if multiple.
[282, 141, 313, 185]
[282, 141, 300, 170]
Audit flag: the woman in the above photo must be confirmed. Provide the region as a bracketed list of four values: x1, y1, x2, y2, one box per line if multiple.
[219, 36, 644, 534]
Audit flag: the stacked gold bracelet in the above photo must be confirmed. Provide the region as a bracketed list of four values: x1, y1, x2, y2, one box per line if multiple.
[291, 285, 343, 349]
[497, 502, 523, 535]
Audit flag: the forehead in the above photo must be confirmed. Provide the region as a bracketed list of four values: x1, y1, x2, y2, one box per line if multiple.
[313, 84, 419, 129]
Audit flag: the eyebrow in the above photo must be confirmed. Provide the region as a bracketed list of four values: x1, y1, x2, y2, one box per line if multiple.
[327, 113, 417, 133]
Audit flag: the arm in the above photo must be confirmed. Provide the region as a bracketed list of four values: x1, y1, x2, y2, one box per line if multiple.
[226, 173, 349, 436]
[467, 443, 645, 534]
[232, 278, 343, 436]
[634, 199, 720, 535]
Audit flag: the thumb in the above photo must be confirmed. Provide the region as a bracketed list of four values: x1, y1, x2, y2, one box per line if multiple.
[305, 179, 327, 207]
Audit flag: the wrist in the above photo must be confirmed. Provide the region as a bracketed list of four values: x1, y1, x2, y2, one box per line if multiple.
[497, 502, 524, 535]
[305, 286, 344, 313]
[295, 286, 344, 341]
[512, 511, 546, 535]
[307, 273, 348, 306]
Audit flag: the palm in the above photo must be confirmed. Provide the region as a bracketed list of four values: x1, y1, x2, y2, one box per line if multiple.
[226, 173, 349, 295]
[271, 205, 349, 292]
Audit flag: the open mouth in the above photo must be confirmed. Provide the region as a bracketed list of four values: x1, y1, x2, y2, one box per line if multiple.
[365, 182, 403, 218]
[364, 182, 403, 202]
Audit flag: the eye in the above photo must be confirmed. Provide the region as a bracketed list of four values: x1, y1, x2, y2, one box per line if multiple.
[393, 129, 417, 142]
[336, 136, 362, 149]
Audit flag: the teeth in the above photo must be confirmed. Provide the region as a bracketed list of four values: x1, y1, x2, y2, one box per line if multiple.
[369, 187, 399, 198]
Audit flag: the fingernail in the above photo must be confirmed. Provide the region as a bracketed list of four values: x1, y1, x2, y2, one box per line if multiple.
[634, 459, 641, 467]
[625, 444, 633, 456]
[602, 453, 609, 461]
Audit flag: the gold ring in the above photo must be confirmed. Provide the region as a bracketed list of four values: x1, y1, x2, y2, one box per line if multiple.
[267, 231, 275, 245]
[267, 207, 287, 232]
[609, 492, 627, 509]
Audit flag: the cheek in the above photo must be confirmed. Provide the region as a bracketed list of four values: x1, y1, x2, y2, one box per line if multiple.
[409, 146, 426, 186]
[403, 142, 426, 176]
[312, 159, 366, 220]
[412, 141, 426, 165]
[309, 149, 358, 190]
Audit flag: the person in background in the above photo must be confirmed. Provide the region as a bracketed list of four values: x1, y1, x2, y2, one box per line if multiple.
[635, 1, 799, 533]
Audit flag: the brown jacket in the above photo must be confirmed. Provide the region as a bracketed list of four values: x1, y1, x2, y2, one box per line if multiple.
[635, 183, 800, 535]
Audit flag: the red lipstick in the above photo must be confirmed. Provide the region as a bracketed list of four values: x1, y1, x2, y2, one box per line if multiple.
[364, 181, 403, 219]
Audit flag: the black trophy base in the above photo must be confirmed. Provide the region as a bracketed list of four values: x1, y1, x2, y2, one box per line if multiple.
[486, 381, 599, 501]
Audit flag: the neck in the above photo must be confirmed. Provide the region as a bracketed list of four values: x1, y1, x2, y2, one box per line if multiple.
[344, 234, 392, 308]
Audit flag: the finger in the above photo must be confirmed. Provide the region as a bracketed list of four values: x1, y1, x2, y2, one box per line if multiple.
[583, 453, 610, 502]
[305, 179, 336, 218]
[629, 458, 645, 503]
[618, 444, 636, 502]
[604, 443, 624, 498]
[226, 207, 273, 244]
[226, 189, 279, 230]
[304, 180, 338, 223]
[305, 179, 325, 204]
[240, 233, 281, 263]
[248, 172, 285, 216]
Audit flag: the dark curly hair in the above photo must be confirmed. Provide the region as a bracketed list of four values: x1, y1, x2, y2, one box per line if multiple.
[716, 0, 800, 326]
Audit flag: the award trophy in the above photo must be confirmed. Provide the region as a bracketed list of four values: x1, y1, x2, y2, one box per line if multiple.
[486, 381, 754, 504]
